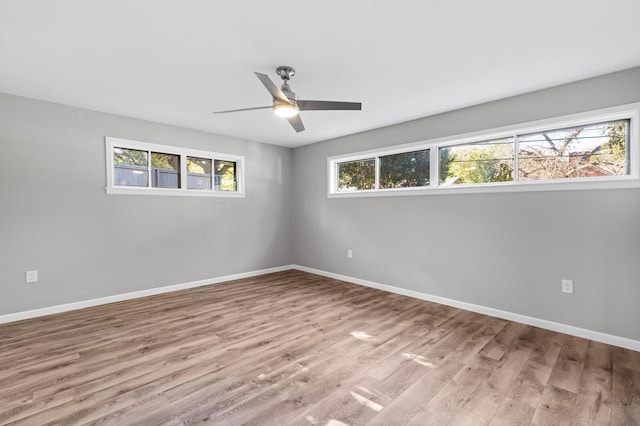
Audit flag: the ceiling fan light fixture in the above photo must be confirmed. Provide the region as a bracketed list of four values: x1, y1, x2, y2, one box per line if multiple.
[211, 67, 361, 133]
[273, 101, 299, 118]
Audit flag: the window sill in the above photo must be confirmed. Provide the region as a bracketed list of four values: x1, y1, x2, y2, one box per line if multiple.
[105, 187, 245, 198]
[328, 177, 640, 198]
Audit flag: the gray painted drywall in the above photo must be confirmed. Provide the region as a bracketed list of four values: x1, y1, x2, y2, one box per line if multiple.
[2, 67, 639, 343]
[292, 67, 640, 341]
[0, 93, 292, 315]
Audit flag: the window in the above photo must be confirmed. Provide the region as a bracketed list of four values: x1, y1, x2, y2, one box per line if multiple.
[187, 157, 212, 189]
[335, 149, 430, 193]
[338, 158, 375, 191]
[380, 149, 430, 188]
[517, 121, 629, 181]
[151, 152, 180, 188]
[106, 137, 244, 197]
[440, 138, 513, 185]
[113, 147, 148, 187]
[328, 103, 639, 197]
[215, 159, 237, 191]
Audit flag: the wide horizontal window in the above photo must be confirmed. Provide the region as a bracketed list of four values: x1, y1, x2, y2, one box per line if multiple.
[328, 103, 639, 196]
[105, 137, 244, 197]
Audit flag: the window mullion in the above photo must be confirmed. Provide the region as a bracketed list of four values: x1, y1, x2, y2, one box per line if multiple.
[375, 156, 380, 190]
[430, 147, 438, 188]
[147, 150, 152, 188]
[629, 119, 637, 177]
[513, 134, 519, 182]
[180, 155, 187, 190]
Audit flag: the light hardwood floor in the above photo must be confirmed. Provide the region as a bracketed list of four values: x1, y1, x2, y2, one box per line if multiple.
[1, 270, 639, 425]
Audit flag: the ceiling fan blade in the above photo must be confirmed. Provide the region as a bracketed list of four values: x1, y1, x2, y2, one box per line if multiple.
[287, 115, 305, 133]
[212, 106, 271, 114]
[298, 100, 362, 111]
[255, 72, 291, 104]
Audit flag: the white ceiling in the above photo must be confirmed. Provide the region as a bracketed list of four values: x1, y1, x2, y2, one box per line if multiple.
[1, 1, 639, 148]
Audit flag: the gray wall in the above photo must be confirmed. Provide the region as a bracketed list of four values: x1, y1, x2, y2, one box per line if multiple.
[3, 67, 639, 342]
[292, 67, 640, 341]
[0, 93, 293, 315]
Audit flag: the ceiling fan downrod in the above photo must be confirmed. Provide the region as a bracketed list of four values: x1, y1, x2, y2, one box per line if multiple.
[276, 66, 296, 101]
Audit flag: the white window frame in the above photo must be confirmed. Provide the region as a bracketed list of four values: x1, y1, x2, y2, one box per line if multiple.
[328, 103, 640, 198]
[105, 137, 245, 197]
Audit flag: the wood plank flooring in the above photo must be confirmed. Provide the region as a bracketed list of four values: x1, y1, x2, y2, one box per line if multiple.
[1, 270, 639, 425]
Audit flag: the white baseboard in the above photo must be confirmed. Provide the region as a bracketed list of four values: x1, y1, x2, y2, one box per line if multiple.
[292, 265, 640, 352]
[4, 264, 638, 352]
[0, 265, 295, 325]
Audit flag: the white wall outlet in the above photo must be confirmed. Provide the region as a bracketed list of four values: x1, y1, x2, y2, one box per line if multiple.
[561, 279, 573, 294]
[347, 249, 353, 258]
[26, 270, 38, 283]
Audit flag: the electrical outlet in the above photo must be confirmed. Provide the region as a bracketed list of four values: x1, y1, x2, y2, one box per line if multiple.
[347, 249, 353, 258]
[561, 279, 573, 294]
[26, 270, 38, 283]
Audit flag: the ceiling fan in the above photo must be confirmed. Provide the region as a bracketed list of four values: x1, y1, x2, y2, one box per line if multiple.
[212, 66, 362, 133]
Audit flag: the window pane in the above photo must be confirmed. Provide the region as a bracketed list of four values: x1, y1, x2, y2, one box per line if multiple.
[518, 120, 629, 181]
[113, 147, 148, 187]
[379, 149, 430, 188]
[215, 160, 237, 191]
[187, 157, 212, 190]
[439, 138, 514, 185]
[151, 152, 180, 188]
[338, 159, 375, 191]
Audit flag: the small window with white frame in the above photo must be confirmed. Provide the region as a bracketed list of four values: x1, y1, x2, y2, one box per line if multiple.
[328, 103, 639, 197]
[106, 137, 244, 197]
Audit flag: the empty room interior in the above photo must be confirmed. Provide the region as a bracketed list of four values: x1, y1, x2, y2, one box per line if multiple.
[2, 1, 640, 425]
